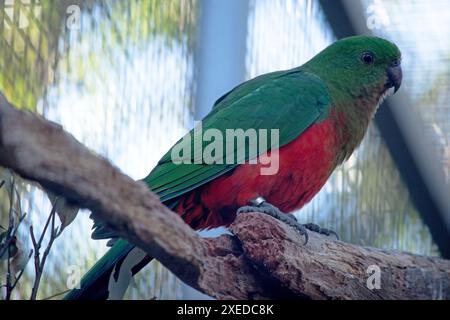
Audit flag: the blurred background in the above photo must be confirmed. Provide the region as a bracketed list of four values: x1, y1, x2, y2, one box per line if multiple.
[0, 0, 449, 299]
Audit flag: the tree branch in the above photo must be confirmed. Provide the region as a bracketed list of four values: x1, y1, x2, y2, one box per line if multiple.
[1, 94, 449, 299]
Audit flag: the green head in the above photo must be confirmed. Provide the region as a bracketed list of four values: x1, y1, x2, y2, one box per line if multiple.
[303, 35, 402, 104]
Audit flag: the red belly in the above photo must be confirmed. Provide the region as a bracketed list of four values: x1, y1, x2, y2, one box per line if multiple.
[174, 118, 338, 230]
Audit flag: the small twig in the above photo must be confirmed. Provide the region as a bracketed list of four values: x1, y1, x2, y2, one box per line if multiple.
[40, 211, 57, 270]
[12, 213, 26, 235]
[3, 178, 15, 300]
[5, 244, 12, 300]
[29, 204, 60, 300]
[29, 226, 40, 300]
[37, 204, 56, 247]
[29, 225, 40, 300]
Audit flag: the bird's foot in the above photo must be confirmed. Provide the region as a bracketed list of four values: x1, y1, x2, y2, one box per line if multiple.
[237, 197, 309, 244]
[237, 197, 339, 244]
[302, 223, 339, 240]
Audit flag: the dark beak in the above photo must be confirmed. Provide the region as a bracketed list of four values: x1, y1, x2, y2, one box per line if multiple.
[386, 61, 402, 93]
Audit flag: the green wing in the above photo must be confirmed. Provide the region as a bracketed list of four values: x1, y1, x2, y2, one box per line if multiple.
[145, 68, 330, 202]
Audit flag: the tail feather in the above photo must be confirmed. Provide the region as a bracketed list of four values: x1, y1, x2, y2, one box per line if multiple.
[64, 239, 138, 300]
[65, 200, 177, 300]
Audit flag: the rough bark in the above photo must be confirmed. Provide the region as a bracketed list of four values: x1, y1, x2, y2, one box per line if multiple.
[1, 94, 449, 300]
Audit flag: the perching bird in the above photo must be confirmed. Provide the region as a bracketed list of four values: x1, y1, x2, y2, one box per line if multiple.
[65, 35, 402, 299]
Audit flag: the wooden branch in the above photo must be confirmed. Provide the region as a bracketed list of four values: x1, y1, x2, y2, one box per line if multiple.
[231, 213, 450, 299]
[1, 94, 450, 300]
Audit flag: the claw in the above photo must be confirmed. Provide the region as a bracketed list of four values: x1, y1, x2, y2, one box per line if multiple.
[303, 230, 309, 245]
[236, 206, 254, 215]
[303, 223, 339, 240]
[327, 230, 339, 240]
[237, 198, 338, 244]
[237, 198, 309, 245]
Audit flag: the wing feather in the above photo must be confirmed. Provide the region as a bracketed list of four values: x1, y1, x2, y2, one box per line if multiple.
[144, 69, 330, 202]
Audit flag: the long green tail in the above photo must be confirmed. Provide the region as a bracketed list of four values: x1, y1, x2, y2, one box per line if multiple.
[65, 200, 177, 300]
[64, 239, 137, 300]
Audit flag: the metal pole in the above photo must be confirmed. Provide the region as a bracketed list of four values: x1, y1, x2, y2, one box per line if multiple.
[194, 0, 249, 120]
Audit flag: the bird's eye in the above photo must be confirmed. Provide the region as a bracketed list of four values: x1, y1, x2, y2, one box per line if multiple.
[361, 52, 374, 65]
[391, 59, 401, 67]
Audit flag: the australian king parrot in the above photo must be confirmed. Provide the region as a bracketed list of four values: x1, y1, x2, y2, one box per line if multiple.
[65, 35, 402, 299]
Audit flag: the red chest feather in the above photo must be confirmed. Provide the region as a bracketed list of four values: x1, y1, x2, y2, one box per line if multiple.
[175, 118, 339, 229]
